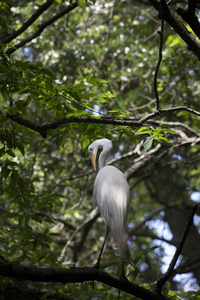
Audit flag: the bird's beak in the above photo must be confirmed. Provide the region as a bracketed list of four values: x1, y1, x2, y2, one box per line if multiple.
[91, 153, 96, 171]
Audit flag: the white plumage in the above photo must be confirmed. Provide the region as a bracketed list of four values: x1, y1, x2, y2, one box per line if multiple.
[88, 138, 130, 275]
[94, 165, 129, 252]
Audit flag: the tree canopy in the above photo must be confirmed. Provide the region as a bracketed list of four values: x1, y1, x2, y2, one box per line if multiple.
[0, 0, 200, 299]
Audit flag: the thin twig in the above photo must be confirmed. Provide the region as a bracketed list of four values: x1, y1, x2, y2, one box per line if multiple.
[155, 205, 198, 294]
[154, 19, 164, 111]
[1, 0, 54, 44]
[131, 205, 165, 234]
[67, 174, 89, 211]
[188, 0, 197, 15]
[138, 105, 200, 124]
[58, 207, 99, 261]
[146, 120, 199, 136]
[6, 2, 78, 55]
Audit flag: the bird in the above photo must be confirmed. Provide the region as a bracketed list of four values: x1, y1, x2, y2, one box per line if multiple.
[88, 138, 130, 276]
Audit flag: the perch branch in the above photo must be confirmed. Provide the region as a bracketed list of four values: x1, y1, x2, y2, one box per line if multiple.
[0, 256, 169, 300]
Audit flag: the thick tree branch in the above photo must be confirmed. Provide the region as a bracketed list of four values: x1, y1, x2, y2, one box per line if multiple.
[6, 113, 140, 138]
[176, 6, 200, 40]
[6, 104, 200, 137]
[155, 205, 198, 294]
[147, 0, 200, 60]
[0, 257, 169, 300]
[0, 0, 54, 44]
[5, 2, 78, 56]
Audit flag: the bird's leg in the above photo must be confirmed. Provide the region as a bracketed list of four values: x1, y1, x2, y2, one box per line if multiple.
[121, 254, 125, 278]
[93, 225, 109, 269]
[120, 250, 127, 279]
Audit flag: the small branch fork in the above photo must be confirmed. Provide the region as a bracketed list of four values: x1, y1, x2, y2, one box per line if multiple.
[148, 0, 200, 60]
[155, 205, 198, 295]
[177, 0, 200, 40]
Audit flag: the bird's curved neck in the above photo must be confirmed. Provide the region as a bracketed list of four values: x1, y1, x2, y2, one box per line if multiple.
[98, 147, 110, 170]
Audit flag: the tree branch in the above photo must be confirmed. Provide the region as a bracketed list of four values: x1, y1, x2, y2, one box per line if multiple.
[138, 105, 200, 124]
[59, 207, 99, 261]
[0, 0, 54, 44]
[155, 205, 198, 294]
[6, 113, 141, 138]
[5, 2, 78, 56]
[147, 120, 199, 136]
[35, 212, 76, 230]
[147, 0, 200, 60]
[6, 103, 200, 138]
[0, 257, 169, 300]
[154, 19, 164, 111]
[176, 5, 200, 40]
[130, 205, 165, 234]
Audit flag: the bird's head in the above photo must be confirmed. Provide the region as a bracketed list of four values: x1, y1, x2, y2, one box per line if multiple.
[88, 138, 113, 171]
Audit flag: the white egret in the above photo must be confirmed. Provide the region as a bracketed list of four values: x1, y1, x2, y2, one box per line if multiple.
[88, 138, 130, 276]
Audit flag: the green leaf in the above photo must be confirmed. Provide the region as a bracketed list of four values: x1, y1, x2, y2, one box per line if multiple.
[11, 171, 18, 185]
[45, 80, 53, 91]
[164, 129, 179, 135]
[15, 100, 26, 114]
[124, 131, 137, 144]
[136, 126, 149, 135]
[99, 92, 116, 97]
[86, 74, 93, 80]
[37, 106, 45, 116]
[94, 97, 110, 103]
[1, 86, 9, 100]
[41, 292, 52, 300]
[1, 166, 11, 179]
[143, 136, 153, 151]
[100, 258, 120, 269]
[18, 176, 25, 193]
[77, 0, 86, 10]
[53, 0, 62, 6]
[91, 78, 108, 83]
[0, 147, 5, 157]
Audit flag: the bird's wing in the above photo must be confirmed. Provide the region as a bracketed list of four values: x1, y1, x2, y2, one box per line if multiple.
[93, 165, 130, 230]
